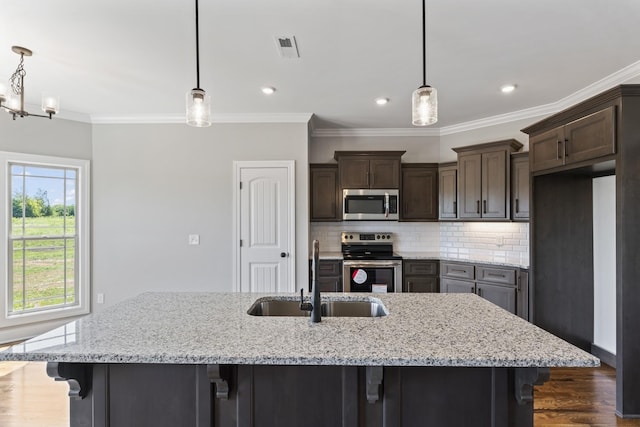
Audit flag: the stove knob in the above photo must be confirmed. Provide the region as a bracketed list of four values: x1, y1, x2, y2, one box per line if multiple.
[349, 235, 354, 239]
[387, 234, 391, 239]
[376, 235, 380, 239]
[381, 235, 386, 239]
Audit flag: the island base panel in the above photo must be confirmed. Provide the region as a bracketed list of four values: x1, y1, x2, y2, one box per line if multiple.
[52, 363, 544, 427]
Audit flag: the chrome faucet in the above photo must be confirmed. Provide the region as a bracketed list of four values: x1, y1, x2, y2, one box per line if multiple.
[300, 240, 321, 322]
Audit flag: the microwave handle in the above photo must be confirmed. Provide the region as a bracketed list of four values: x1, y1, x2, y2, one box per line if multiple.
[385, 192, 389, 218]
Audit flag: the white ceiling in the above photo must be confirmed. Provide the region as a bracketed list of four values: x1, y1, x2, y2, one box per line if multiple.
[2, 0, 640, 132]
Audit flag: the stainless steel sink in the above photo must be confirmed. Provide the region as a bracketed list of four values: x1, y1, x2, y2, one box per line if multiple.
[247, 298, 387, 318]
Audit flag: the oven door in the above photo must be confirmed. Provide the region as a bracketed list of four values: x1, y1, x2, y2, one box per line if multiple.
[343, 260, 403, 293]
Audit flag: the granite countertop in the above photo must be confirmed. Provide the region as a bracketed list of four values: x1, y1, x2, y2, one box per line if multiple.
[0, 292, 597, 368]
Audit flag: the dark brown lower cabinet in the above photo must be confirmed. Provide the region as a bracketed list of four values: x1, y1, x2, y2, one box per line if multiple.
[309, 259, 342, 292]
[54, 362, 545, 427]
[477, 283, 516, 314]
[441, 262, 524, 318]
[403, 260, 439, 292]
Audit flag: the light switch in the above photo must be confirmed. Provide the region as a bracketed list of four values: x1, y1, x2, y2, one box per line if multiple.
[188, 234, 200, 245]
[97, 293, 105, 304]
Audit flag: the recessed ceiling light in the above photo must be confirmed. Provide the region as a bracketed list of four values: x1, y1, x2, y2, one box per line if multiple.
[500, 84, 517, 94]
[375, 97, 389, 105]
[261, 87, 276, 95]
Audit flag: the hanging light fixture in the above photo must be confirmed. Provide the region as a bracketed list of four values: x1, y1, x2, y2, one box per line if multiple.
[0, 46, 59, 120]
[412, 0, 437, 126]
[186, 0, 211, 127]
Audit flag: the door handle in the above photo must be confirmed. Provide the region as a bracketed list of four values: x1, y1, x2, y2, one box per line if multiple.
[280, 252, 287, 258]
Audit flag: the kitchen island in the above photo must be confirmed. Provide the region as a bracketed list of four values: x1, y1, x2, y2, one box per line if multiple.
[0, 292, 598, 427]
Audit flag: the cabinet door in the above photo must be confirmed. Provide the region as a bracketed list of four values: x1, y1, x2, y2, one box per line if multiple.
[530, 127, 565, 172]
[511, 156, 529, 220]
[339, 158, 370, 188]
[441, 278, 475, 293]
[404, 276, 439, 293]
[476, 283, 516, 314]
[439, 167, 457, 219]
[310, 165, 340, 221]
[458, 154, 482, 218]
[481, 151, 507, 218]
[401, 166, 438, 220]
[317, 277, 342, 292]
[564, 106, 615, 165]
[441, 262, 475, 280]
[370, 158, 400, 188]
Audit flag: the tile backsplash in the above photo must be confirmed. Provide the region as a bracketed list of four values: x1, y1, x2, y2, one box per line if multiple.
[310, 221, 529, 267]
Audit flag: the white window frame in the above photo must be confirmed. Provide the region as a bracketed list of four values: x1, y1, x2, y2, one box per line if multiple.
[0, 151, 90, 328]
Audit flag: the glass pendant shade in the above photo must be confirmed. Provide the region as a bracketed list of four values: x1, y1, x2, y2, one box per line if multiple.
[186, 88, 211, 127]
[41, 94, 60, 115]
[412, 85, 438, 126]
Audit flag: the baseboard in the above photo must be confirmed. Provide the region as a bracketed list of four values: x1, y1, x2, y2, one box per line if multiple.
[591, 343, 616, 368]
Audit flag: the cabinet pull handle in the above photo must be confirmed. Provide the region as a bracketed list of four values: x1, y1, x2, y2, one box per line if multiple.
[477, 288, 483, 297]
[483, 200, 487, 214]
[515, 198, 519, 213]
[564, 139, 569, 158]
[557, 140, 562, 159]
[407, 281, 412, 292]
[487, 273, 506, 278]
[453, 201, 457, 215]
[451, 268, 467, 273]
[476, 200, 480, 214]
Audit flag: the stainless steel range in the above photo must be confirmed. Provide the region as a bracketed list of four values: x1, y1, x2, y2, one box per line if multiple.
[341, 232, 402, 293]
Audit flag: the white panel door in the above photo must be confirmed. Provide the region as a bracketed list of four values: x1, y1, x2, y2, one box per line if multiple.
[238, 165, 292, 292]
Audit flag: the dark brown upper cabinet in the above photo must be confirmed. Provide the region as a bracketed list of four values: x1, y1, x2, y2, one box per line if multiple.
[453, 140, 523, 220]
[438, 162, 458, 219]
[334, 151, 405, 189]
[401, 164, 438, 221]
[511, 152, 529, 220]
[529, 106, 615, 172]
[310, 164, 340, 221]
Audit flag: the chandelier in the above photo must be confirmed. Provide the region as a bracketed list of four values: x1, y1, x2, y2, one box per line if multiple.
[0, 46, 59, 120]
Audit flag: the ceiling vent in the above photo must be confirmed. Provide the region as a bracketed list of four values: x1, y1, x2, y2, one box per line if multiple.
[274, 36, 300, 59]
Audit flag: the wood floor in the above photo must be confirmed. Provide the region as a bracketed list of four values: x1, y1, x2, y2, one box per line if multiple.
[0, 362, 639, 426]
[535, 365, 640, 426]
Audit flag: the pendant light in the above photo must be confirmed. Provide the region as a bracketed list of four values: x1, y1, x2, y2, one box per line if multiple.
[186, 0, 211, 127]
[0, 46, 60, 120]
[412, 0, 437, 126]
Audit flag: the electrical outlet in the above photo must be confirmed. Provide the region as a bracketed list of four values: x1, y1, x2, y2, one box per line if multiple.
[188, 234, 200, 245]
[97, 293, 105, 304]
[496, 236, 504, 246]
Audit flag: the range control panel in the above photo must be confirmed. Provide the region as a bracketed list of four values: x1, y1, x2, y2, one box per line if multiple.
[341, 232, 394, 244]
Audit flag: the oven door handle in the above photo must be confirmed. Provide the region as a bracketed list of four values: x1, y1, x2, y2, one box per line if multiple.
[343, 260, 403, 267]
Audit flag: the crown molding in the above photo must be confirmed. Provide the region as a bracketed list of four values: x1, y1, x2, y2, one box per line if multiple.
[312, 59, 640, 138]
[312, 127, 441, 138]
[90, 112, 313, 125]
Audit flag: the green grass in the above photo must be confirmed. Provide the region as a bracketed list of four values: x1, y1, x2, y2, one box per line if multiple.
[10, 216, 77, 312]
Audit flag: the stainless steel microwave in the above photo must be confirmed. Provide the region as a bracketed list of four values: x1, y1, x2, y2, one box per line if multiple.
[342, 189, 399, 220]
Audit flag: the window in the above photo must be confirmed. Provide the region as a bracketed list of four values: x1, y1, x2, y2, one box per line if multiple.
[0, 152, 90, 328]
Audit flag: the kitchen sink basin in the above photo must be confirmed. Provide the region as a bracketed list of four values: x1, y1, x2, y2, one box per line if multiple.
[247, 298, 387, 318]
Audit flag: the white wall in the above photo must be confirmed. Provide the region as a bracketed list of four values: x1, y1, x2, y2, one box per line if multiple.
[310, 135, 441, 163]
[593, 175, 616, 354]
[0, 112, 92, 159]
[91, 122, 309, 309]
[0, 114, 92, 342]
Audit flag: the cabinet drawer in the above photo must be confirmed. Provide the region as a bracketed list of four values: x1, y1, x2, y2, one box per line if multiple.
[404, 260, 439, 276]
[318, 260, 342, 276]
[476, 266, 516, 286]
[441, 262, 475, 280]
